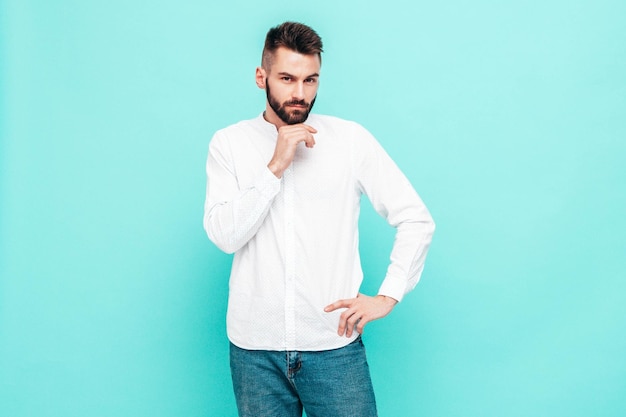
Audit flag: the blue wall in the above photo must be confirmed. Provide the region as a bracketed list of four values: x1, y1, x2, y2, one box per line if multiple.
[1, 1, 625, 416]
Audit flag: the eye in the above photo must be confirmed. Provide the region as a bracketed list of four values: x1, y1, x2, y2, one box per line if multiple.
[281, 76, 292, 82]
[305, 78, 317, 84]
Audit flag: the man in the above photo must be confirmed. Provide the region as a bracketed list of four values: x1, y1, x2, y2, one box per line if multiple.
[204, 22, 435, 417]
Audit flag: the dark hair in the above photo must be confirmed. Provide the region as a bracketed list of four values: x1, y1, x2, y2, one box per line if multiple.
[262, 22, 323, 70]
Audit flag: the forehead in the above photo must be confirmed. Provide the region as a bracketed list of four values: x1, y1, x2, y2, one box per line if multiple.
[269, 47, 321, 74]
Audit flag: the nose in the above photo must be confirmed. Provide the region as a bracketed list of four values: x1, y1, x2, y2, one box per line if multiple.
[292, 81, 305, 100]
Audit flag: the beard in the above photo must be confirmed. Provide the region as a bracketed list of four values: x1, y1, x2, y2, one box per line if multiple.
[266, 81, 316, 125]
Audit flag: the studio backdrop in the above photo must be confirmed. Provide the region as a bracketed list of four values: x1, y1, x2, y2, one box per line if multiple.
[1, 1, 625, 416]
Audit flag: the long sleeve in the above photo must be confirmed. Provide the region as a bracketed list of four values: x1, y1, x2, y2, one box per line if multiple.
[206, 114, 435, 351]
[203, 130, 281, 254]
[353, 124, 435, 302]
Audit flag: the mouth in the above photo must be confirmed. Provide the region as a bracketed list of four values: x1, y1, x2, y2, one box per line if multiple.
[285, 101, 308, 108]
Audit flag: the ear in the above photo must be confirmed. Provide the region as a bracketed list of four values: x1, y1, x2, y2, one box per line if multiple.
[255, 67, 267, 89]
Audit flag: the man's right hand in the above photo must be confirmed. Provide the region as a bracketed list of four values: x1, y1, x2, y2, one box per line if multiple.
[267, 124, 317, 178]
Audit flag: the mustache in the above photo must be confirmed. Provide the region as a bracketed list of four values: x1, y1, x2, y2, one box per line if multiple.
[284, 99, 309, 107]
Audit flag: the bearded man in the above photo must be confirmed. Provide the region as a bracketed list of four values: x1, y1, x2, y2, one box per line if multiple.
[204, 21, 435, 417]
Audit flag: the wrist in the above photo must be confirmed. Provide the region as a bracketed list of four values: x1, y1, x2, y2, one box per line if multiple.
[267, 161, 285, 178]
[377, 294, 398, 307]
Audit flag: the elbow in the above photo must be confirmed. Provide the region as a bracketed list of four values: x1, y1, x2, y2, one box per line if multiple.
[397, 212, 435, 241]
[400, 209, 436, 232]
[206, 230, 239, 254]
[213, 240, 239, 255]
[428, 217, 436, 234]
[204, 224, 239, 254]
[204, 215, 239, 254]
[419, 207, 436, 235]
[417, 218, 436, 242]
[423, 216, 436, 241]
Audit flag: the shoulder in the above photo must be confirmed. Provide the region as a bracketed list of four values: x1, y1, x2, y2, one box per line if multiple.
[210, 115, 267, 148]
[213, 116, 260, 137]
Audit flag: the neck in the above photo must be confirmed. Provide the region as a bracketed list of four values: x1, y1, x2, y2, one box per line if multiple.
[263, 106, 286, 129]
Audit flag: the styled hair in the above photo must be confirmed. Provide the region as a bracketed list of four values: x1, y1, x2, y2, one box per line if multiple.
[262, 22, 323, 70]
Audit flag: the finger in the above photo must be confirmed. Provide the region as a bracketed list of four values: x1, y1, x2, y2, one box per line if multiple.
[304, 134, 316, 148]
[336, 312, 349, 336]
[337, 308, 357, 336]
[282, 128, 314, 148]
[337, 317, 347, 336]
[345, 313, 362, 337]
[324, 299, 352, 312]
[303, 124, 318, 134]
[355, 316, 368, 334]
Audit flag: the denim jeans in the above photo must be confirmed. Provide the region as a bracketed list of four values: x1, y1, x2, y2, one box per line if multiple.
[230, 336, 378, 417]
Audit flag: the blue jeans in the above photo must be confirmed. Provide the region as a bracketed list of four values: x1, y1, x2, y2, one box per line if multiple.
[230, 337, 378, 417]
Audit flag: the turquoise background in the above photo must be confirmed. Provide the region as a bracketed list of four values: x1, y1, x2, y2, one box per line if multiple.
[1, 0, 625, 416]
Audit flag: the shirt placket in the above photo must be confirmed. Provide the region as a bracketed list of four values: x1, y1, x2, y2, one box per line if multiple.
[283, 164, 296, 349]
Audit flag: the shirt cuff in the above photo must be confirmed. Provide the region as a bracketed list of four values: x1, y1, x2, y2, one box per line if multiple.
[377, 275, 407, 303]
[255, 167, 282, 200]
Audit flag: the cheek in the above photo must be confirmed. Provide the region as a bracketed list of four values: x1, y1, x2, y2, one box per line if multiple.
[306, 86, 319, 100]
[272, 85, 291, 101]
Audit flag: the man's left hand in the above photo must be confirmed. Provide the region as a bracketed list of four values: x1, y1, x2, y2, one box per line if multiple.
[324, 293, 398, 337]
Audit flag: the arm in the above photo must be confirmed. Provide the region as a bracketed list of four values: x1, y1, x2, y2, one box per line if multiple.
[357, 126, 435, 301]
[203, 124, 317, 253]
[326, 124, 435, 336]
[203, 131, 281, 253]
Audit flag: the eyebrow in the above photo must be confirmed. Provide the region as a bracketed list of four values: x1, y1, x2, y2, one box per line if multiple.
[278, 72, 320, 79]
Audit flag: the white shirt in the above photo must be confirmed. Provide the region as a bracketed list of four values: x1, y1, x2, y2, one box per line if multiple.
[204, 113, 435, 351]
